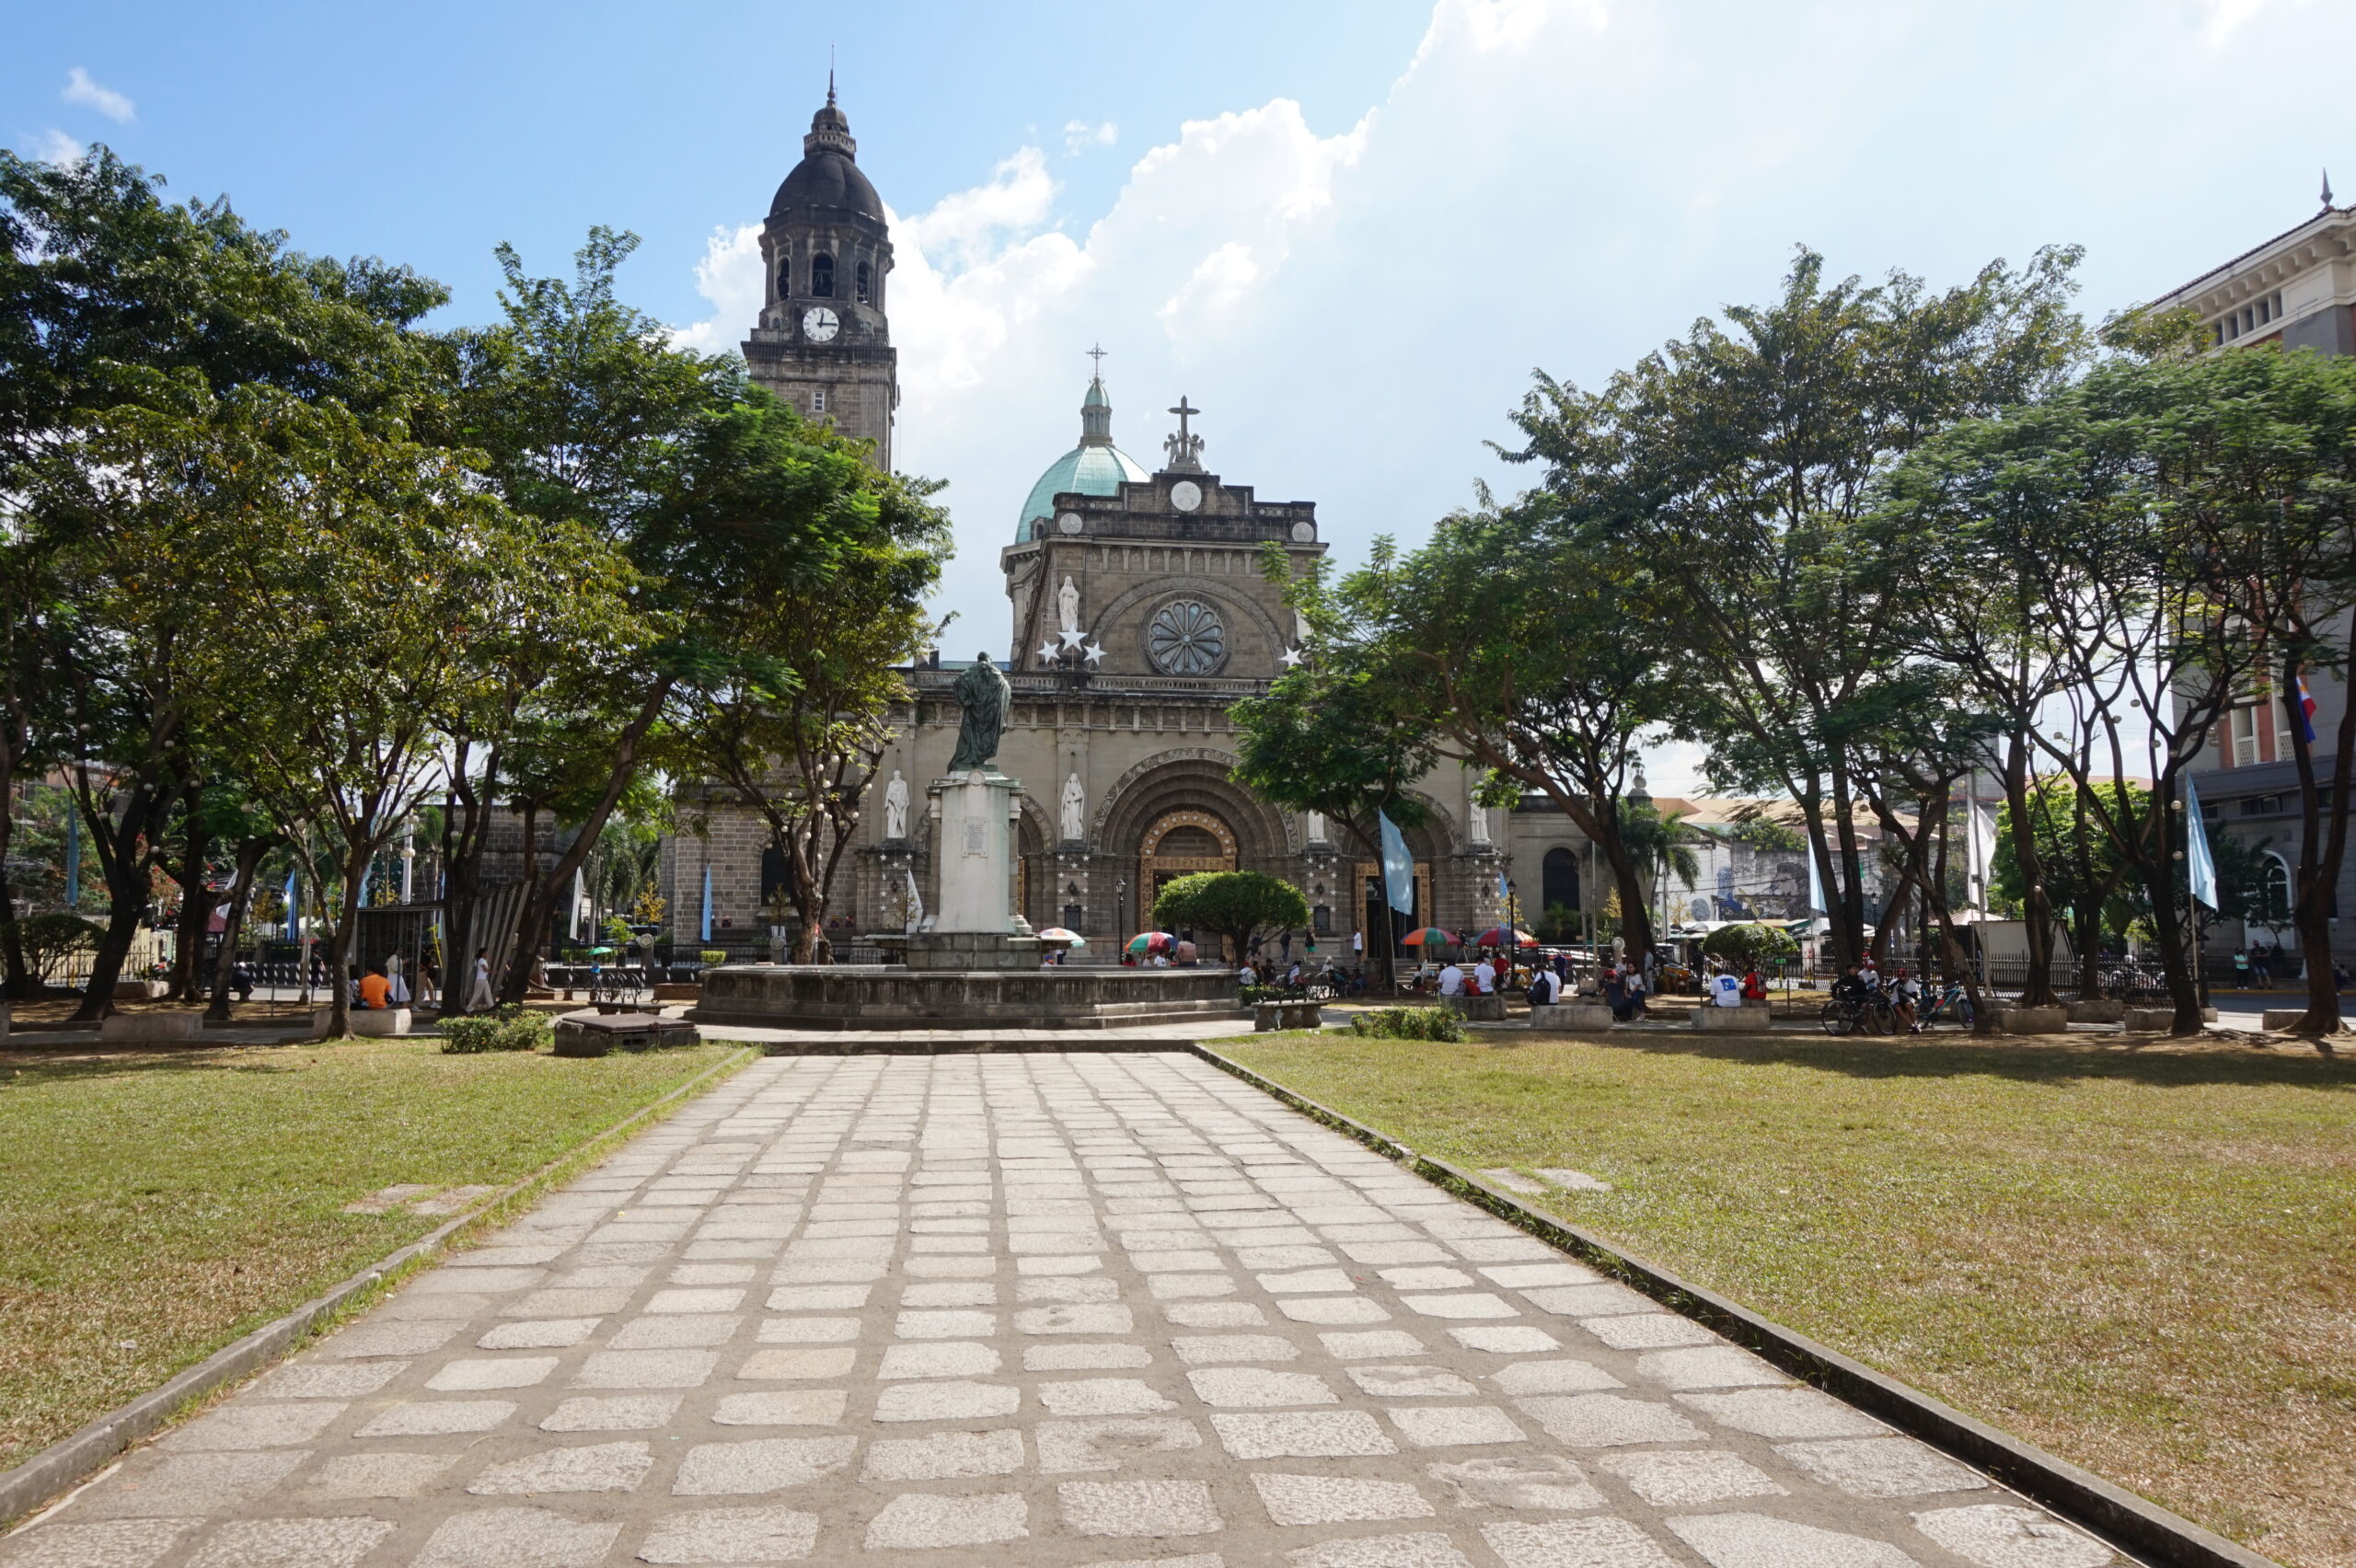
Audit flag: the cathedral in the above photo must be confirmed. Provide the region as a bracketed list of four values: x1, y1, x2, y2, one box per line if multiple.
[663, 92, 1600, 959]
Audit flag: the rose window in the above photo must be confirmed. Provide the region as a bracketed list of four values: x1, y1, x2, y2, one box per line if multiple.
[1146, 599, 1225, 674]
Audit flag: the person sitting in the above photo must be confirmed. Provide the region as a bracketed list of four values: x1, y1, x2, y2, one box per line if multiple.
[1890, 967, 1922, 1033]
[1438, 962, 1466, 997]
[1831, 964, 1870, 1006]
[1741, 967, 1766, 1002]
[1601, 965, 1633, 1022]
[1526, 966, 1562, 1008]
[356, 964, 392, 1010]
[1709, 967, 1744, 1008]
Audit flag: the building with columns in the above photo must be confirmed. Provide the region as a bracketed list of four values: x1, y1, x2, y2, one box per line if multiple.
[664, 91, 1603, 960]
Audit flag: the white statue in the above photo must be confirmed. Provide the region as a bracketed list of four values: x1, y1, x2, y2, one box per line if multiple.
[1057, 574, 1081, 634]
[1468, 802, 1492, 845]
[1060, 772, 1087, 841]
[1307, 810, 1327, 844]
[884, 770, 909, 839]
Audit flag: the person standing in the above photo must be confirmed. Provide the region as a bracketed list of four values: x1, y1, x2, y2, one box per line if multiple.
[467, 948, 494, 1011]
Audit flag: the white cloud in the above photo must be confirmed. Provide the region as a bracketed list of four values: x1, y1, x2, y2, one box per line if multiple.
[668, 223, 765, 355]
[63, 67, 134, 122]
[1063, 120, 1118, 154]
[898, 146, 1057, 266]
[31, 129, 85, 167]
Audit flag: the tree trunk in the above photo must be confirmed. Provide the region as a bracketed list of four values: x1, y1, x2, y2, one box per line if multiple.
[318, 844, 371, 1039]
[169, 798, 213, 1002]
[204, 836, 274, 1022]
[2277, 653, 2353, 1034]
[499, 680, 673, 1005]
[2001, 732, 2062, 1007]
[73, 787, 169, 1021]
[0, 809, 26, 1001]
[2141, 790, 2204, 1036]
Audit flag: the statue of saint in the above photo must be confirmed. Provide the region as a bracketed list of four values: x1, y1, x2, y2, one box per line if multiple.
[1060, 772, 1086, 841]
[947, 654, 1011, 772]
[884, 770, 909, 839]
[1307, 810, 1327, 844]
[1057, 574, 1081, 634]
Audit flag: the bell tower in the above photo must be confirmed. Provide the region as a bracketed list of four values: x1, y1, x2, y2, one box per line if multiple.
[744, 82, 899, 470]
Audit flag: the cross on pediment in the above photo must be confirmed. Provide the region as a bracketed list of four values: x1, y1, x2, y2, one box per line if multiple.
[1163, 396, 1205, 472]
[1168, 396, 1199, 440]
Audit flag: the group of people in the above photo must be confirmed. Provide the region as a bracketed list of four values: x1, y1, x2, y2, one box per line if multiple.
[1830, 957, 1929, 1032]
[2231, 945, 2290, 987]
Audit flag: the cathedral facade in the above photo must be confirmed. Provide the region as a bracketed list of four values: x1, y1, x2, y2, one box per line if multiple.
[664, 93, 1599, 959]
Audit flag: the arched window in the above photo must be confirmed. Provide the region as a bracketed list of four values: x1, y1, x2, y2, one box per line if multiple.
[855, 261, 872, 304]
[776, 257, 791, 297]
[811, 253, 835, 297]
[1542, 847, 1580, 919]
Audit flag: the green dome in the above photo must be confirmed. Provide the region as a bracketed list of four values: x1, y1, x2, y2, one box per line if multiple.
[1017, 373, 1149, 538]
[1019, 443, 1149, 536]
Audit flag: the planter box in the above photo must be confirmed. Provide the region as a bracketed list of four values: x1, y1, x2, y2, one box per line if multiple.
[2065, 999, 2124, 1023]
[113, 980, 168, 1002]
[1443, 995, 1506, 1021]
[1253, 999, 1323, 1032]
[1694, 1004, 1770, 1032]
[1529, 1002, 1617, 1031]
[554, 1010, 697, 1057]
[99, 1010, 200, 1043]
[309, 1007, 411, 1037]
[2263, 1007, 2342, 1032]
[1998, 1006, 2069, 1035]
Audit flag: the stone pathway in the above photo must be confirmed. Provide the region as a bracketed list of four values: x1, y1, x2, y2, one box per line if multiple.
[3, 1053, 2125, 1568]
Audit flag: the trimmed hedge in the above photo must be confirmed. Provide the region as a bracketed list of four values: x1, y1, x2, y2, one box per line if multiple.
[1349, 1006, 1464, 1043]
[439, 1005, 553, 1055]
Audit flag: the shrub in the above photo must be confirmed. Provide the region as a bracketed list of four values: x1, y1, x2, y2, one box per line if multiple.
[699, 949, 727, 966]
[14, 913, 103, 985]
[1350, 1006, 1464, 1043]
[1699, 922, 1800, 974]
[440, 1005, 552, 1055]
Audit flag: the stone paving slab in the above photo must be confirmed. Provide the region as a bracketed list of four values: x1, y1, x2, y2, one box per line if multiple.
[1, 1053, 2127, 1568]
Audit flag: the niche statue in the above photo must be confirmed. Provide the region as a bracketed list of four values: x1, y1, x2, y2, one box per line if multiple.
[948, 654, 1011, 772]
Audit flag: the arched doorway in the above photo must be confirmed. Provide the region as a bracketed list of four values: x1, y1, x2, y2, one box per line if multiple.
[1140, 809, 1238, 923]
[1541, 847, 1580, 938]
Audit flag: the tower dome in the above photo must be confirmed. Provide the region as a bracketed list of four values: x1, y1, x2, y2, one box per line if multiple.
[1018, 375, 1149, 538]
[770, 86, 885, 224]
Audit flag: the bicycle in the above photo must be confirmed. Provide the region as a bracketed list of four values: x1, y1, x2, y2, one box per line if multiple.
[590, 963, 647, 1010]
[1921, 983, 1975, 1028]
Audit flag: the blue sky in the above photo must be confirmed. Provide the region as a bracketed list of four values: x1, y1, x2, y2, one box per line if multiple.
[9, 0, 2350, 790]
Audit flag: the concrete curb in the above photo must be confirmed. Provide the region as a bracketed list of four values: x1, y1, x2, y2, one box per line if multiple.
[0, 1044, 758, 1528]
[1191, 1042, 2282, 1568]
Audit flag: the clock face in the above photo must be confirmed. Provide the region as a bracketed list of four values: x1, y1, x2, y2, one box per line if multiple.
[1057, 512, 1084, 534]
[802, 306, 839, 342]
[1169, 480, 1203, 513]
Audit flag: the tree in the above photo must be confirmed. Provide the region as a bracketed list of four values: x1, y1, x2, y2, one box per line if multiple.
[1507, 245, 2089, 971]
[1152, 870, 1310, 965]
[436, 229, 722, 999]
[1230, 594, 1438, 991]
[661, 391, 950, 963]
[1326, 511, 1680, 963]
[174, 386, 543, 1037]
[3, 145, 441, 1016]
[1700, 921, 1798, 974]
[1887, 345, 2267, 1033]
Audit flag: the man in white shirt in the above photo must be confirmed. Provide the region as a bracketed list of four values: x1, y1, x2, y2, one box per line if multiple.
[1529, 967, 1563, 1006]
[1438, 963, 1466, 997]
[1711, 969, 1744, 1008]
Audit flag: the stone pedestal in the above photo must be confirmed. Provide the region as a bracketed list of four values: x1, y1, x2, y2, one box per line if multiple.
[1694, 1004, 1770, 1032]
[930, 769, 1027, 934]
[1530, 1002, 1618, 1031]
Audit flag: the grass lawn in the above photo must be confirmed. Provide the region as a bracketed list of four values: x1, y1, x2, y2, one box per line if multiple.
[1225, 1031, 2356, 1568]
[0, 1037, 747, 1474]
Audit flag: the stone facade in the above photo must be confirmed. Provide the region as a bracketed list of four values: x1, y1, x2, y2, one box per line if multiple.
[742, 88, 897, 469]
[664, 98, 1600, 962]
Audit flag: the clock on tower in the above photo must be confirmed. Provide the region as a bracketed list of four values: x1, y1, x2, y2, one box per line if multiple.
[742, 82, 898, 470]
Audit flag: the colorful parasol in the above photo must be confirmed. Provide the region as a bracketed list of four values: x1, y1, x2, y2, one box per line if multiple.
[1400, 927, 1458, 947]
[1126, 931, 1175, 953]
[1475, 927, 1540, 948]
[1036, 927, 1086, 947]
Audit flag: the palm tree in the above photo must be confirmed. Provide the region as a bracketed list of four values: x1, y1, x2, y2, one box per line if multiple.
[1619, 798, 1705, 936]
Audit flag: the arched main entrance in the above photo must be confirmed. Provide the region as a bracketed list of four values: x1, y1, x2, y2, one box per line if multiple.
[1140, 809, 1238, 913]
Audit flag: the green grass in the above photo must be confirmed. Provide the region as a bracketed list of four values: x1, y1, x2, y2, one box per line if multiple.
[1224, 1032, 2356, 1568]
[0, 1038, 746, 1472]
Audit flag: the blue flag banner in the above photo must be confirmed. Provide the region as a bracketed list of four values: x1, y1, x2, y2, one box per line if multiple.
[2185, 777, 2218, 911]
[700, 864, 714, 941]
[1379, 811, 1415, 916]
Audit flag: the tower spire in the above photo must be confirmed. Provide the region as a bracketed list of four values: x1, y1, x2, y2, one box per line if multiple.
[828, 43, 837, 107]
[2326, 167, 2337, 209]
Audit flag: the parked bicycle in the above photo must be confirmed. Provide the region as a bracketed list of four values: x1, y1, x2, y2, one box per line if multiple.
[1820, 994, 1898, 1035]
[1921, 982, 1976, 1028]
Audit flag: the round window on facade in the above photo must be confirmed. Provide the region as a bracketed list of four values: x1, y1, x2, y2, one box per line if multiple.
[1145, 599, 1226, 675]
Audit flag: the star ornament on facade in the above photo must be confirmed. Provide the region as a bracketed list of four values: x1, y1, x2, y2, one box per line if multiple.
[1036, 640, 1061, 665]
[1081, 640, 1107, 666]
[1280, 645, 1305, 669]
[1058, 628, 1087, 649]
